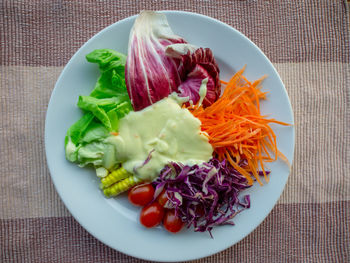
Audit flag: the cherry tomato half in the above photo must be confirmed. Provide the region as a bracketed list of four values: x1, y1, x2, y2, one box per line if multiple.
[163, 209, 184, 233]
[157, 189, 169, 207]
[140, 202, 164, 228]
[128, 183, 155, 206]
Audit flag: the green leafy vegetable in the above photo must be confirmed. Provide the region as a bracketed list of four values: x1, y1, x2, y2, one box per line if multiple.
[80, 121, 109, 144]
[106, 101, 133, 131]
[76, 141, 117, 169]
[77, 96, 129, 130]
[65, 113, 95, 146]
[87, 49, 127, 99]
[65, 49, 132, 169]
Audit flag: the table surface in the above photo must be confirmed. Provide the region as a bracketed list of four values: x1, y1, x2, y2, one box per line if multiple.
[1, 1, 349, 262]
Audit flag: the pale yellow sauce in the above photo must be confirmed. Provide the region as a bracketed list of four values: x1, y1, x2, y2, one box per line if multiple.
[106, 98, 213, 181]
[197, 77, 208, 107]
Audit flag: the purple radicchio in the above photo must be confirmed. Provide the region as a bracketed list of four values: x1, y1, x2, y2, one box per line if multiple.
[165, 44, 220, 107]
[125, 11, 221, 111]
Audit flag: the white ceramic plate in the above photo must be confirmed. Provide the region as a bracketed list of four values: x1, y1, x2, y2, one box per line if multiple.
[45, 11, 294, 262]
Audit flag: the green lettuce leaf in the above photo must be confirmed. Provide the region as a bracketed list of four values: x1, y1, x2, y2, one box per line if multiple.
[65, 113, 94, 146]
[86, 49, 127, 99]
[80, 121, 109, 144]
[76, 141, 117, 169]
[65, 49, 132, 169]
[77, 96, 132, 131]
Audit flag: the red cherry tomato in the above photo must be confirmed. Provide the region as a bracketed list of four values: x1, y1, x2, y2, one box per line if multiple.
[140, 202, 164, 228]
[128, 183, 155, 206]
[157, 189, 169, 207]
[163, 209, 184, 233]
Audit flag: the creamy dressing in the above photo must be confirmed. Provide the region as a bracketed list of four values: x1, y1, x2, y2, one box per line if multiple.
[168, 92, 190, 105]
[197, 77, 208, 108]
[107, 98, 213, 181]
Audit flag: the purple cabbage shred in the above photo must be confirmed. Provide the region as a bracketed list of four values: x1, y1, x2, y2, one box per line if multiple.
[153, 158, 268, 237]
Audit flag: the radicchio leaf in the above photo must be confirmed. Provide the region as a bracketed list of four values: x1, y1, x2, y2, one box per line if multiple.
[166, 44, 221, 106]
[126, 11, 221, 111]
[176, 64, 216, 107]
[125, 11, 186, 111]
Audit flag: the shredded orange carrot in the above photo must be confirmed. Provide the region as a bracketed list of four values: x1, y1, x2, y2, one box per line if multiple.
[110, 132, 119, 136]
[187, 67, 290, 185]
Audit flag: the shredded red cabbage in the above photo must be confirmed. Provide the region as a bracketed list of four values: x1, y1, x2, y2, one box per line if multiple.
[153, 158, 269, 236]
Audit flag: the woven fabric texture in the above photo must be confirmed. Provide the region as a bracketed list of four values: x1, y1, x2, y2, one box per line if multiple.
[1, 0, 349, 262]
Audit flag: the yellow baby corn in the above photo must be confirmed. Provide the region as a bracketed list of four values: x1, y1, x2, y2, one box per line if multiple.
[100, 167, 132, 189]
[103, 175, 142, 197]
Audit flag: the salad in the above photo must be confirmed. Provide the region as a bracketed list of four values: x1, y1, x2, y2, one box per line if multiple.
[65, 11, 289, 236]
